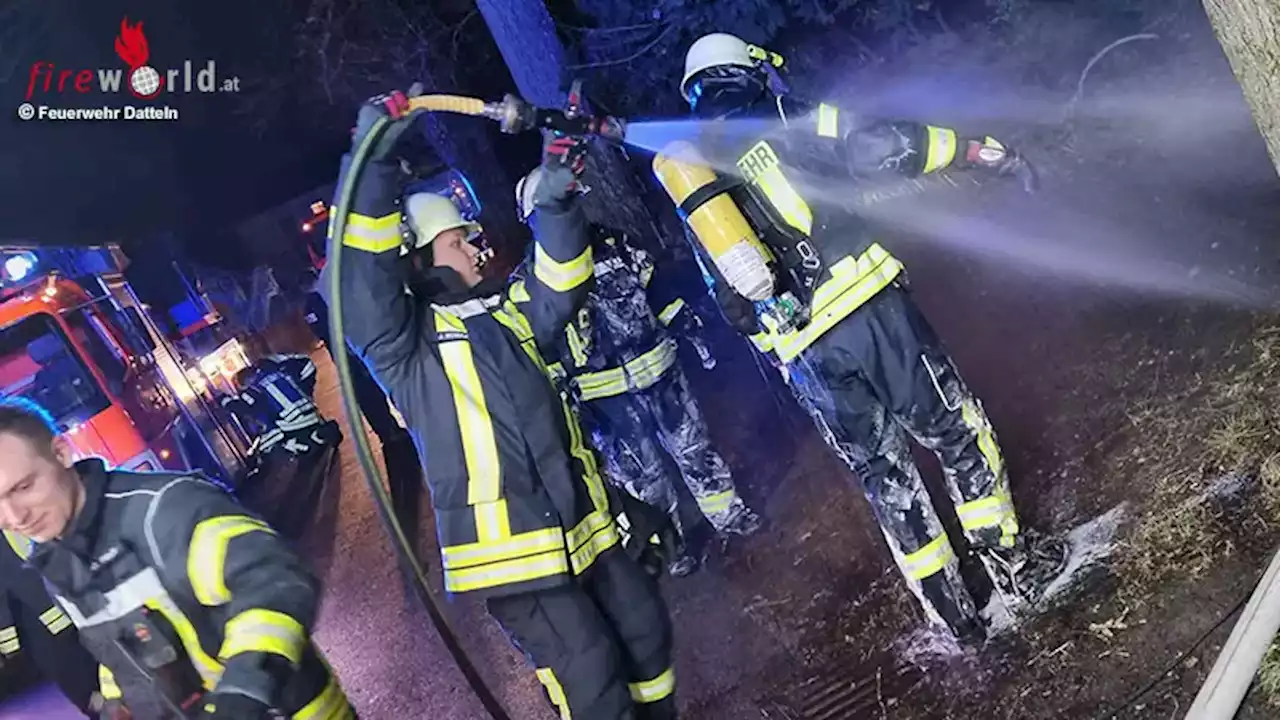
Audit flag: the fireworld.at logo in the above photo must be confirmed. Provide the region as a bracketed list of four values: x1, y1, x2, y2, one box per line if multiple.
[24, 17, 240, 101]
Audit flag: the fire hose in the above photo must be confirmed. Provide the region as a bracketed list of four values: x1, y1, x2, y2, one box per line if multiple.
[325, 90, 623, 720]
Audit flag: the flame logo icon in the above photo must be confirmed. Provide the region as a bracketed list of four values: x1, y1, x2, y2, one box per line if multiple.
[114, 17, 161, 100]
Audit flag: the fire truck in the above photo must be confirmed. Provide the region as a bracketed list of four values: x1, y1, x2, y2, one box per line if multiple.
[0, 247, 250, 481]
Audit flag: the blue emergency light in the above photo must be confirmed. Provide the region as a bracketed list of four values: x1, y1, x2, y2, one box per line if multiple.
[3, 252, 37, 282]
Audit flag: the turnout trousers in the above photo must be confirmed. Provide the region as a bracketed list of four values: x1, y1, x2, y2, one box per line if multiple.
[785, 284, 1019, 635]
[486, 548, 676, 720]
[581, 369, 748, 543]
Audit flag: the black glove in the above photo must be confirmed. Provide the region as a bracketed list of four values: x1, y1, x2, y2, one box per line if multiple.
[615, 491, 680, 577]
[193, 691, 271, 720]
[964, 136, 1039, 193]
[352, 82, 425, 161]
[532, 134, 590, 209]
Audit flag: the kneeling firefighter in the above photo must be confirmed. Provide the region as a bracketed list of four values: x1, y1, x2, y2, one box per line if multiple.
[0, 398, 354, 719]
[324, 87, 676, 719]
[655, 32, 1063, 638]
[517, 166, 761, 577]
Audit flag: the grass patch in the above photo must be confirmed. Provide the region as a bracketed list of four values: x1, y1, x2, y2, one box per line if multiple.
[1114, 326, 1280, 591]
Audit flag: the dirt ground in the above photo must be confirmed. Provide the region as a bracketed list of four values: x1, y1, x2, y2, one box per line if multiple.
[283, 2, 1280, 718]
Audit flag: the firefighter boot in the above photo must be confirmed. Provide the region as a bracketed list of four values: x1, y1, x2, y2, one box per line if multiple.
[974, 528, 1069, 608]
[719, 505, 762, 537]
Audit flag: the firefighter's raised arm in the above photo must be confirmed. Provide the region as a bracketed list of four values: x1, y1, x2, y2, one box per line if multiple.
[515, 135, 596, 355]
[144, 477, 319, 713]
[320, 90, 431, 382]
[809, 104, 1038, 191]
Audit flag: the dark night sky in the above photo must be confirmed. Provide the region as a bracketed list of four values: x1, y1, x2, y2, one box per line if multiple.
[0, 1, 350, 255]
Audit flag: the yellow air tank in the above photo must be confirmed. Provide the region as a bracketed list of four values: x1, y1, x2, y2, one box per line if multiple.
[653, 142, 775, 302]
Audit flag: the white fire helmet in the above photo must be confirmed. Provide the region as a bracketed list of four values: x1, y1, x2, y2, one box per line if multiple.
[680, 33, 756, 102]
[400, 192, 480, 256]
[514, 166, 543, 223]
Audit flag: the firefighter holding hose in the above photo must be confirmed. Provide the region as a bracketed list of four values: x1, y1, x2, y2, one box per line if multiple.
[655, 32, 1064, 639]
[516, 166, 761, 578]
[324, 87, 676, 719]
[0, 397, 354, 719]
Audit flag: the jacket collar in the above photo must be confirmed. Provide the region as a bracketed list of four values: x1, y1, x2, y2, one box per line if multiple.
[58, 458, 110, 557]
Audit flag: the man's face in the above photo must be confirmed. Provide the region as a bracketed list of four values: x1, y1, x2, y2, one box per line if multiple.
[0, 433, 80, 542]
[432, 227, 484, 287]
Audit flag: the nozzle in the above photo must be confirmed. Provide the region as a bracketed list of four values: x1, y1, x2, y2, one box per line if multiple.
[483, 94, 625, 143]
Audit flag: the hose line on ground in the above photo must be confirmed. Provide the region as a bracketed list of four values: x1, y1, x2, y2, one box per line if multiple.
[326, 96, 512, 720]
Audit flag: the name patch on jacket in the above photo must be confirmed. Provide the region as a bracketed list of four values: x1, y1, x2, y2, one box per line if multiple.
[737, 141, 781, 182]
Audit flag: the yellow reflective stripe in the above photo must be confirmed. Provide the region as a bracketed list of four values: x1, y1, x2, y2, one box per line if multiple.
[4, 530, 33, 560]
[547, 361, 566, 382]
[442, 527, 566, 570]
[749, 332, 774, 353]
[220, 609, 306, 664]
[696, 489, 737, 517]
[509, 279, 532, 303]
[189, 515, 275, 606]
[294, 672, 353, 720]
[755, 166, 812, 235]
[40, 606, 72, 634]
[569, 521, 621, 575]
[984, 135, 1005, 150]
[341, 212, 401, 253]
[816, 103, 840, 139]
[630, 666, 676, 703]
[0, 627, 18, 655]
[536, 668, 573, 719]
[657, 299, 686, 326]
[771, 244, 904, 364]
[473, 499, 512, 543]
[922, 126, 958, 174]
[144, 598, 223, 687]
[444, 549, 571, 593]
[561, 400, 609, 516]
[961, 399, 1005, 480]
[574, 340, 677, 401]
[565, 323, 590, 367]
[99, 665, 122, 700]
[902, 534, 956, 581]
[435, 313, 502, 505]
[534, 244, 593, 292]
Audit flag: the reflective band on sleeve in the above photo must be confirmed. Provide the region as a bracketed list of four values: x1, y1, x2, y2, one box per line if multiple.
[657, 299, 686, 326]
[902, 534, 956, 581]
[629, 666, 676, 704]
[923, 126, 958, 174]
[295, 672, 354, 720]
[536, 668, 573, 719]
[144, 598, 223, 687]
[219, 608, 306, 665]
[435, 312, 503, 508]
[341, 212, 401, 253]
[99, 665, 122, 700]
[188, 515, 275, 606]
[816, 103, 840, 139]
[535, 244, 594, 292]
[565, 323, 590, 368]
[39, 606, 72, 634]
[0, 627, 19, 655]
[695, 489, 738, 517]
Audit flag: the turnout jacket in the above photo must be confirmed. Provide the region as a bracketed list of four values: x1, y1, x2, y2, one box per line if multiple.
[546, 227, 704, 402]
[691, 98, 997, 365]
[27, 460, 346, 719]
[322, 156, 621, 599]
[221, 354, 323, 454]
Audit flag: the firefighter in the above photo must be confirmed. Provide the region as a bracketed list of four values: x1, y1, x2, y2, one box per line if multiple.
[0, 397, 354, 719]
[222, 353, 343, 471]
[516, 166, 761, 577]
[661, 32, 1063, 639]
[322, 88, 676, 719]
[0, 532, 100, 717]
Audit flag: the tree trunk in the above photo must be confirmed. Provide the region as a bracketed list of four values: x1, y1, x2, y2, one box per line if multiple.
[1203, 0, 1280, 176]
[475, 0, 669, 246]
